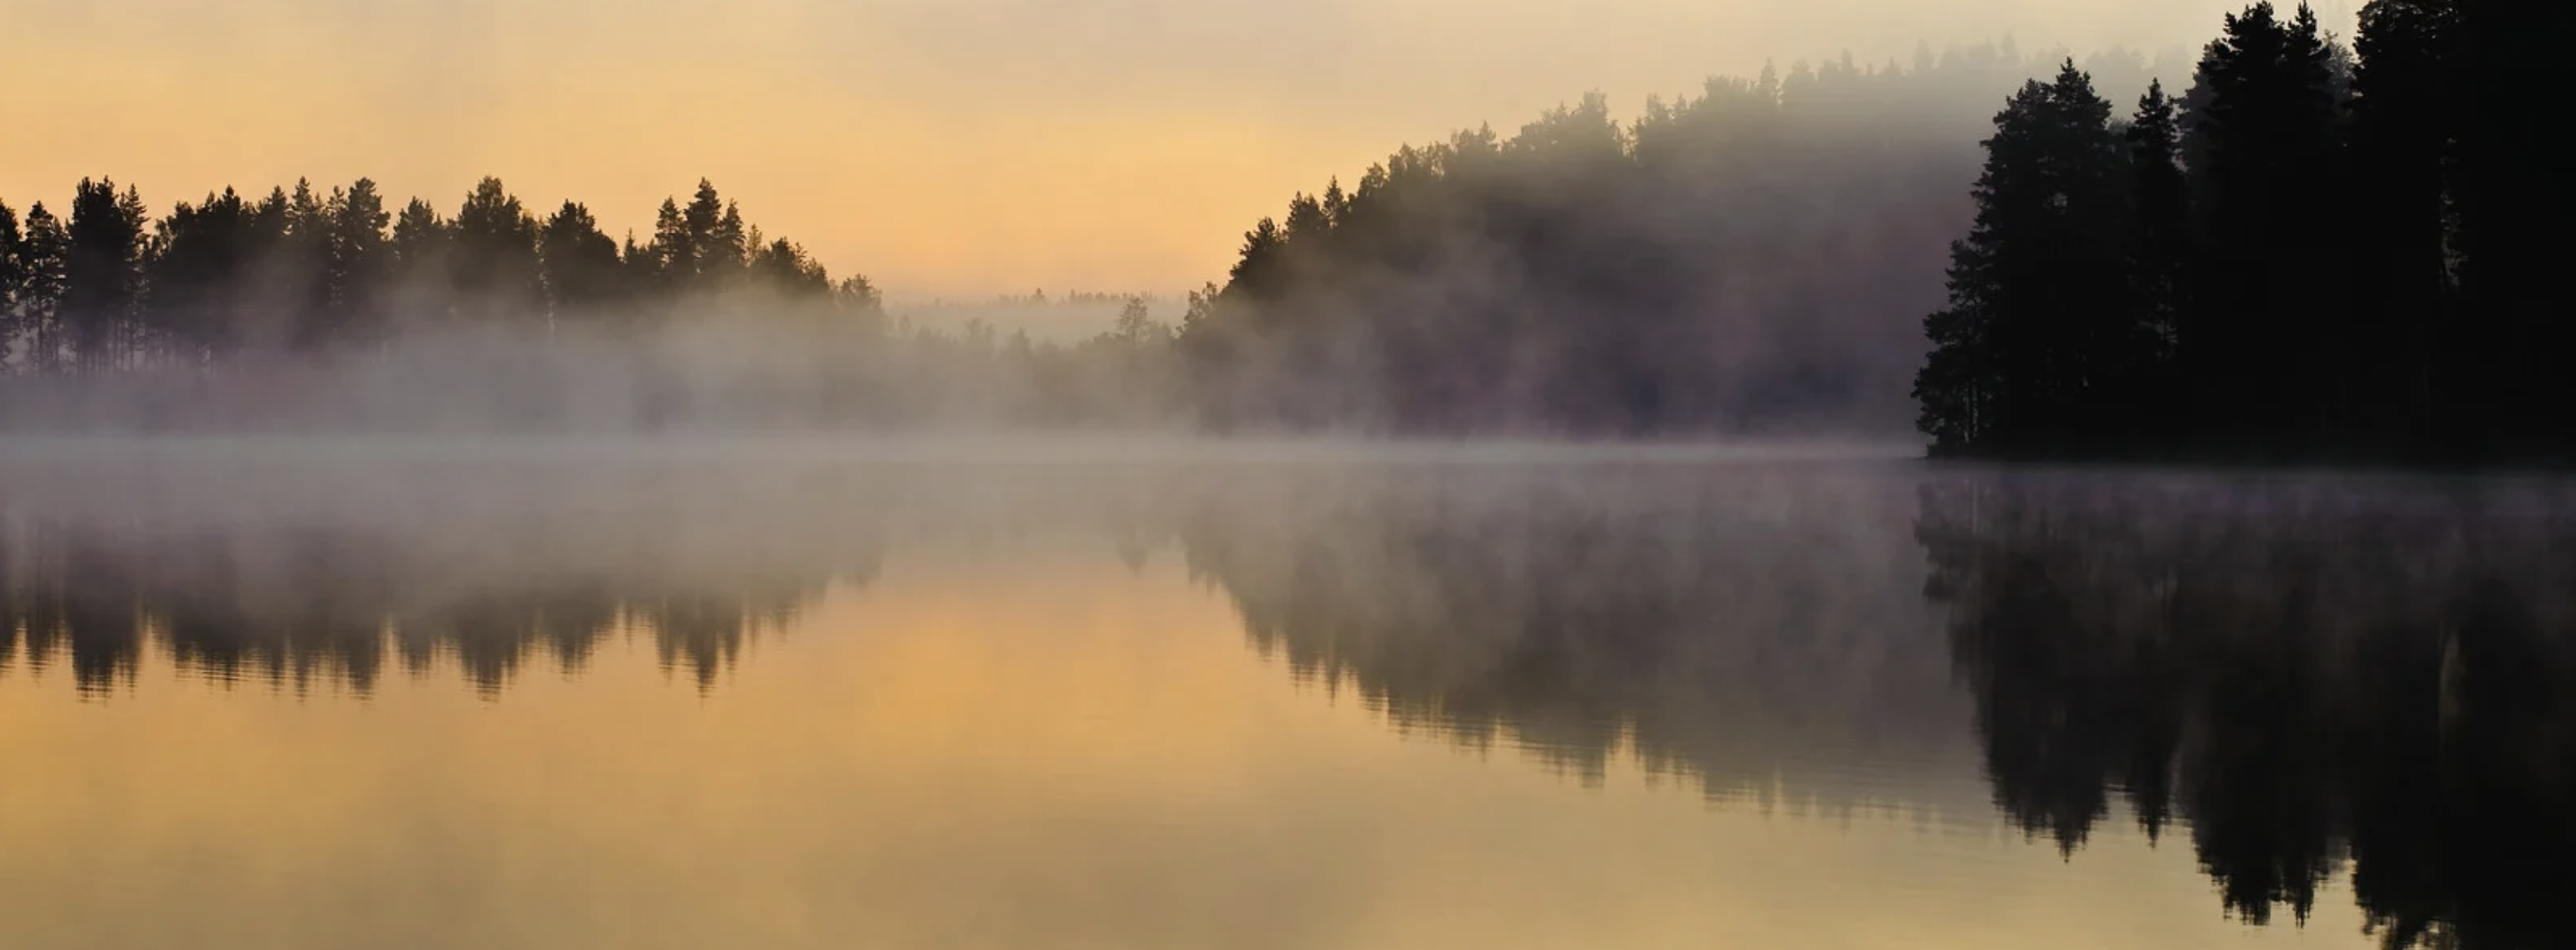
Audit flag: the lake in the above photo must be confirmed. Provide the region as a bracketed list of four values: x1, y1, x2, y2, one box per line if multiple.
[1, 439, 2568, 950]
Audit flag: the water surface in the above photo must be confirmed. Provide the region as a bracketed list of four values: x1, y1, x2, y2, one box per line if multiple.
[2, 440, 2568, 949]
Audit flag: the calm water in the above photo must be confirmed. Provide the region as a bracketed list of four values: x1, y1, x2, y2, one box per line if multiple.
[1, 439, 2568, 950]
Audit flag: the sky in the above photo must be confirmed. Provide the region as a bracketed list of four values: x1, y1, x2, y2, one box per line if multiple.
[3, 0, 2338, 300]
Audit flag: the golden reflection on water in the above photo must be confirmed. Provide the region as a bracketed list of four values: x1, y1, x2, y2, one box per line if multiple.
[0, 540, 2369, 950]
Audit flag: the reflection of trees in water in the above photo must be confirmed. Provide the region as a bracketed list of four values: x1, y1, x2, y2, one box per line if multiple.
[1918, 473, 2576, 947]
[0, 519, 865, 696]
[1171, 465, 1970, 809]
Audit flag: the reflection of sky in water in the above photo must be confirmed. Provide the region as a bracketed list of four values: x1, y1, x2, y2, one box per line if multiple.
[3, 444, 2564, 949]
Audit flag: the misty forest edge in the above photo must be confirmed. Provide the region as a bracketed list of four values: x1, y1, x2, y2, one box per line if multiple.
[0, 1, 2559, 467]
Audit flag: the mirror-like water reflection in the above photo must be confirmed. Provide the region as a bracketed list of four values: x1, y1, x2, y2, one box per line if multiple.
[1, 441, 2568, 949]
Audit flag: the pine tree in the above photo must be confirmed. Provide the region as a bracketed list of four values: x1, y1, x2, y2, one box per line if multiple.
[711, 200, 748, 286]
[449, 177, 541, 316]
[832, 274, 885, 336]
[389, 198, 453, 323]
[747, 238, 828, 299]
[538, 201, 625, 315]
[1914, 62, 2134, 454]
[61, 178, 150, 372]
[0, 201, 22, 369]
[648, 198, 691, 293]
[668, 179, 730, 293]
[279, 178, 335, 347]
[17, 203, 68, 372]
[2127, 80, 2190, 379]
[327, 178, 393, 344]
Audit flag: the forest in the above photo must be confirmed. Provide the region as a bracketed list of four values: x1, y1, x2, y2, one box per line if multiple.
[0, 177, 1184, 430]
[0, 0, 2560, 458]
[1911, 0, 2563, 465]
[0, 41, 2159, 435]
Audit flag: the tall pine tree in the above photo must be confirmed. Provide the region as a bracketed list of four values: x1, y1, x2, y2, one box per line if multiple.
[1916, 62, 2134, 455]
[60, 179, 150, 372]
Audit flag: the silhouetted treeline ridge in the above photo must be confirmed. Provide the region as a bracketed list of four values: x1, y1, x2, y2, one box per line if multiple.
[0, 176, 876, 362]
[1917, 1, 2573, 466]
[1, 41, 2212, 435]
[0, 177, 1186, 431]
[1180, 42, 2191, 436]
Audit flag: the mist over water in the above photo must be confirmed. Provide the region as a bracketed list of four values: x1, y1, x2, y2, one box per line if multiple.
[3, 439, 2569, 949]
[3, 0, 2567, 946]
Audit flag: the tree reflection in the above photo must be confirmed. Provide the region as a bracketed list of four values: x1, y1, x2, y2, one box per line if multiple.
[7, 455, 2568, 947]
[1168, 464, 1969, 808]
[1918, 473, 2576, 947]
[0, 517, 861, 696]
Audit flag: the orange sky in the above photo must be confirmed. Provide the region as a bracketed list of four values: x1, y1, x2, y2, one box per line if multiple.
[1, 0, 2334, 300]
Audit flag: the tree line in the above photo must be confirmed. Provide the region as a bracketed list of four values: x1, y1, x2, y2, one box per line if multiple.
[0, 174, 1205, 431]
[1175, 42, 2114, 434]
[0, 42, 2204, 438]
[0, 176, 885, 372]
[1915, 1, 2567, 465]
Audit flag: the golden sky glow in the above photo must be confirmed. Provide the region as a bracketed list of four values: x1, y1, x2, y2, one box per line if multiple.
[0, 542, 2377, 949]
[3, 0, 2334, 299]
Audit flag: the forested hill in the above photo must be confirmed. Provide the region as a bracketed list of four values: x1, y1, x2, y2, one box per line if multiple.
[1175, 43, 2188, 436]
[1912, 0, 2573, 467]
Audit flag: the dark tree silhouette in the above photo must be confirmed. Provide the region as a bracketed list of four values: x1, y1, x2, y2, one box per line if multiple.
[1913, 2, 2568, 467]
[0, 201, 23, 367]
[1914, 62, 2135, 455]
[2449, 0, 2572, 456]
[145, 187, 263, 360]
[448, 177, 543, 318]
[2123, 80, 2189, 394]
[2345, 1, 2456, 452]
[325, 178, 395, 344]
[538, 200, 629, 314]
[14, 203, 69, 372]
[59, 178, 150, 373]
[2183, 3, 2349, 451]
